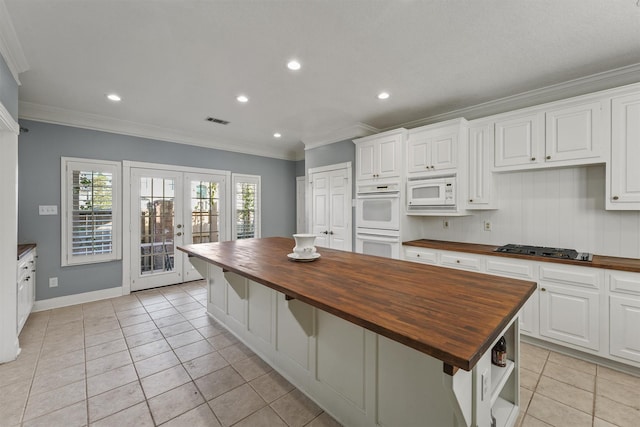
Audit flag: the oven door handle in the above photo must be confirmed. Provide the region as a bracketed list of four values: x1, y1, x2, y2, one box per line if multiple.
[356, 192, 400, 199]
[356, 233, 400, 242]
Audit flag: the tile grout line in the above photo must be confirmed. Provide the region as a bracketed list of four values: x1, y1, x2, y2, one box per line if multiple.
[19, 310, 51, 425]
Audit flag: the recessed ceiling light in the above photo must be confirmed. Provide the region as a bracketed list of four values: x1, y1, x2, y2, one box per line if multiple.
[236, 95, 249, 103]
[287, 60, 301, 71]
[377, 92, 390, 100]
[274, 133, 282, 138]
[106, 93, 121, 102]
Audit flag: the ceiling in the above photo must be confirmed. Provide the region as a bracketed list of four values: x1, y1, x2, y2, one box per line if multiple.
[3, 0, 640, 160]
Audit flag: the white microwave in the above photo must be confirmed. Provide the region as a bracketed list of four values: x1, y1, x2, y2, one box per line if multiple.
[407, 176, 456, 209]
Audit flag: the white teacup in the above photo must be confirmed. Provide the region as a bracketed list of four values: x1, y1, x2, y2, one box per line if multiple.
[293, 234, 317, 258]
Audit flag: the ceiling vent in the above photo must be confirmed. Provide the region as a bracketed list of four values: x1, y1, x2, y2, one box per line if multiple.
[206, 117, 230, 125]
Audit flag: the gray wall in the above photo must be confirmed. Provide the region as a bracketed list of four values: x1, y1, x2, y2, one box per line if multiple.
[295, 159, 305, 177]
[18, 120, 297, 300]
[0, 55, 18, 121]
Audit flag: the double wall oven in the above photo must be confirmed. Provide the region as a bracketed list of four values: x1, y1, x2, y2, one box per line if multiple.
[355, 182, 401, 259]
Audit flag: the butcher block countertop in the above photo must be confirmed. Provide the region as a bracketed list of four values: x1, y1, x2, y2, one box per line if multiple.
[18, 244, 36, 260]
[403, 239, 640, 273]
[179, 237, 536, 372]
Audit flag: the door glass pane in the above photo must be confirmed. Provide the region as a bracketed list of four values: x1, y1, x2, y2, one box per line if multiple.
[235, 182, 256, 239]
[140, 177, 175, 275]
[190, 180, 220, 244]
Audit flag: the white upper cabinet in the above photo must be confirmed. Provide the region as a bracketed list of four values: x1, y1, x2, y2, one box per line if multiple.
[467, 122, 496, 209]
[545, 101, 603, 163]
[354, 129, 405, 181]
[608, 92, 640, 209]
[494, 98, 606, 171]
[406, 119, 464, 175]
[494, 112, 543, 169]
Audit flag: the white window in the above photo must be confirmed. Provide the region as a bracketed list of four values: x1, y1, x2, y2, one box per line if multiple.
[232, 174, 261, 239]
[61, 157, 121, 266]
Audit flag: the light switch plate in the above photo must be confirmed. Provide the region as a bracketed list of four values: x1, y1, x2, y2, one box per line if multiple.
[39, 205, 58, 215]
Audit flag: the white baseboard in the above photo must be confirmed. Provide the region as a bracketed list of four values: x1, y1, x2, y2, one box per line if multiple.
[33, 287, 123, 312]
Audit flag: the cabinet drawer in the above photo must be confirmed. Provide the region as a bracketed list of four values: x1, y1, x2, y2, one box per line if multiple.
[539, 265, 601, 290]
[486, 259, 534, 279]
[404, 248, 438, 265]
[440, 252, 483, 271]
[609, 271, 640, 296]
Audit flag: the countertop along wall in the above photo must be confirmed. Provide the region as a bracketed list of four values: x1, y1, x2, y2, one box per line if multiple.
[18, 120, 298, 301]
[416, 165, 640, 259]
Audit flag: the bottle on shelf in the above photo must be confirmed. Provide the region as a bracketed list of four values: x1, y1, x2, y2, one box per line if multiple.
[491, 336, 507, 367]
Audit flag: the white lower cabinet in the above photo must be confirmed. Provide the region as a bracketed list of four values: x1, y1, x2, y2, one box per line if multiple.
[17, 248, 36, 334]
[608, 271, 640, 364]
[538, 265, 602, 352]
[440, 250, 483, 271]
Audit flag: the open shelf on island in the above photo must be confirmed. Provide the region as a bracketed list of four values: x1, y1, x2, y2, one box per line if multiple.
[490, 359, 515, 406]
[492, 396, 519, 427]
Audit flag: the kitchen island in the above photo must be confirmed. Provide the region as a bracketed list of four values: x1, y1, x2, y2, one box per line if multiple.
[178, 237, 536, 427]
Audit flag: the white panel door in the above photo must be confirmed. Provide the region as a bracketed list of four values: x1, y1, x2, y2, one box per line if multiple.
[311, 172, 330, 248]
[610, 295, 640, 364]
[311, 166, 351, 251]
[545, 101, 602, 163]
[610, 92, 640, 206]
[539, 285, 600, 351]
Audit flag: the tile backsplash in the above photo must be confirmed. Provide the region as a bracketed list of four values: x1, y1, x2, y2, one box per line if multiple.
[416, 165, 640, 259]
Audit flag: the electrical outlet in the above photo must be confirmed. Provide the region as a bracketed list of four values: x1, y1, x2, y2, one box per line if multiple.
[483, 221, 492, 231]
[49, 277, 58, 288]
[481, 368, 490, 401]
[443, 219, 450, 229]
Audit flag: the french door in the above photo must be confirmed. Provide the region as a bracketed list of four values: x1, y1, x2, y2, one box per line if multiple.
[129, 166, 227, 291]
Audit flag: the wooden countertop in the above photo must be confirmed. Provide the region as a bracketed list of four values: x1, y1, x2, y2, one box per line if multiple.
[18, 243, 36, 260]
[178, 237, 536, 372]
[403, 239, 640, 273]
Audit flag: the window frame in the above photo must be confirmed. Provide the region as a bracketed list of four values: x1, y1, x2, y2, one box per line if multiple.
[232, 173, 261, 240]
[61, 157, 122, 266]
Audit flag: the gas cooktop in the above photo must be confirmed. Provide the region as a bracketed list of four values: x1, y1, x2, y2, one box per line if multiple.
[494, 244, 593, 261]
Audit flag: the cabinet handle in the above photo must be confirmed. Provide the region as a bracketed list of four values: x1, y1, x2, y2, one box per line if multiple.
[456, 260, 460, 263]
[531, 157, 536, 161]
[321, 230, 329, 235]
[469, 199, 473, 203]
[546, 155, 551, 160]
[176, 232, 182, 236]
[416, 253, 421, 257]
[329, 231, 334, 235]
[25, 276, 31, 280]
[613, 196, 619, 201]
[23, 266, 28, 270]
[541, 287, 546, 292]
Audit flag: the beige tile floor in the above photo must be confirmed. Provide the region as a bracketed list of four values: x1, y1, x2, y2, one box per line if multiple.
[0, 280, 638, 427]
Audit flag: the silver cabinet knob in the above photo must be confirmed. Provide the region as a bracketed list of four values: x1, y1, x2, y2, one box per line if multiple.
[546, 155, 551, 160]
[613, 196, 619, 200]
[176, 232, 182, 236]
[531, 157, 536, 161]
[176, 224, 182, 229]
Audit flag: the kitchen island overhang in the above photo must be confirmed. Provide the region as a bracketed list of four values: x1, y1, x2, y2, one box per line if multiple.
[178, 237, 536, 427]
[178, 237, 536, 373]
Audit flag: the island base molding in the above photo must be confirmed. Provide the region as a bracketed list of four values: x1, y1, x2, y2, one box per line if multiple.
[191, 258, 522, 427]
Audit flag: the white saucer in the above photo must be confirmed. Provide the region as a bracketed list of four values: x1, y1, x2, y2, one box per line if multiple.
[287, 252, 321, 262]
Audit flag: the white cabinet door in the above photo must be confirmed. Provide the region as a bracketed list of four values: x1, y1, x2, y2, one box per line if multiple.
[431, 132, 457, 170]
[609, 92, 640, 208]
[539, 284, 600, 351]
[494, 113, 542, 168]
[406, 132, 431, 174]
[545, 101, 603, 163]
[467, 124, 494, 208]
[354, 130, 403, 181]
[609, 295, 640, 364]
[355, 140, 377, 181]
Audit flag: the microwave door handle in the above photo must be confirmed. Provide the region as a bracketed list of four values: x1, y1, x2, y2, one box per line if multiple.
[357, 192, 400, 199]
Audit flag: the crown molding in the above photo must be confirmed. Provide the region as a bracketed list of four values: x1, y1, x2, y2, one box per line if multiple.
[302, 122, 379, 151]
[18, 101, 300, 161]
[391, 63, 640, 130]
[0, 1, 29, 85]
[0, 97, 18, 134]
